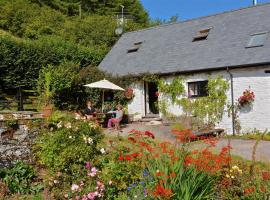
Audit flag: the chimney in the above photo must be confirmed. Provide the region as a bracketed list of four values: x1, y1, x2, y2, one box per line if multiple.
[253, 0, 257, 5]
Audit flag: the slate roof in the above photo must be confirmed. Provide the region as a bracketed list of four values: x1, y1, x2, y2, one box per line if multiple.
[99, 3, 270, 76]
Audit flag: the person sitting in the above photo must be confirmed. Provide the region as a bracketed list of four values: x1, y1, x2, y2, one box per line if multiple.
[84, 100, 96, 120]
[107, 104, 124, 129]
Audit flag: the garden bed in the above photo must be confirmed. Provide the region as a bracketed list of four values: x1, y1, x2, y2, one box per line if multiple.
[1, 113, 270, 199]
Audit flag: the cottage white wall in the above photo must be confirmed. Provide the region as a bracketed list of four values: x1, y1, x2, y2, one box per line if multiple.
[127, 66, 270, 134]
[231, 66, 270, 133]
[127, 82, 145, 120]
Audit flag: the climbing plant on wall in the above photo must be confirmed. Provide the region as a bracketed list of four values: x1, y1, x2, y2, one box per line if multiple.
[157, 76, 229, 128]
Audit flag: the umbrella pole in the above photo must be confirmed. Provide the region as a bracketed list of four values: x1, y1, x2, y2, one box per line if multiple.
[102, 89, 104, 112]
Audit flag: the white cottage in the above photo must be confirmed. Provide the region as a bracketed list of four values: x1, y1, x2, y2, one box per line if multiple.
[98, 3, 270, 134]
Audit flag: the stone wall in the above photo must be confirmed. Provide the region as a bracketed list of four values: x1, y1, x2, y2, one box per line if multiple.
[0, 121, 40, 168]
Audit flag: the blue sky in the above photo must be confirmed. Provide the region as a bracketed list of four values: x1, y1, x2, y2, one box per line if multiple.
[140, 0, 270, 21]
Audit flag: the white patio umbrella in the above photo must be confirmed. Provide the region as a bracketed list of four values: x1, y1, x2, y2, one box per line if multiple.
[84, 79, 125, 112]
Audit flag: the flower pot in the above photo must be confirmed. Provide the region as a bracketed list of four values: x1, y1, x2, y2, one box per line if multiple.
[42, 105, 53, 118]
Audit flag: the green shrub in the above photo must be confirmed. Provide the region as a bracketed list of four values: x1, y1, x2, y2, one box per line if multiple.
[0, 161, 43, 195]
[35, 119, 103, 177]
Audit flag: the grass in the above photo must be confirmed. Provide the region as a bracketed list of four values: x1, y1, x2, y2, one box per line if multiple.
[225, 133, 270, 141]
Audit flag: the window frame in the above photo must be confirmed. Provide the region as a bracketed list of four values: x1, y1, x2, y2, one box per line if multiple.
[246, 32, 268, 48]
[192, 28, 211, 42]
[188, 80, 209, 98]
[127, 41, 143, 53]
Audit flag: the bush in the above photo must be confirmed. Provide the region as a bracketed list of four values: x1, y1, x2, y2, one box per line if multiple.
[0, 161, 43, 195]
[35, 119, 103, 177]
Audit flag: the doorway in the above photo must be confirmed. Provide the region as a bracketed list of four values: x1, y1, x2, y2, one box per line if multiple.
[145, 82, 159, 116]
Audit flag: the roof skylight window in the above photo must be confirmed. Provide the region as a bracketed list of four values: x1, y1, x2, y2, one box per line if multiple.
[127, 41, 143, 53]
[193, 28, 211, 42]
[246, 32, 268, 48]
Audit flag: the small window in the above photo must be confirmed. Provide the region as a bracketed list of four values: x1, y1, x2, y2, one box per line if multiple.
[246, 32, 268, 48]
[193, 29, 211, 42]
[188, 81, 208, 98]
[127, 41, 143, 53]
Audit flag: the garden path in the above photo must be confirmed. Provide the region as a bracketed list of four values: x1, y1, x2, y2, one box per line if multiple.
[105, 123, 270, 163]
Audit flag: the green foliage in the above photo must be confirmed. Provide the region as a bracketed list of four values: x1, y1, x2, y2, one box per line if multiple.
[182, 76, 229, 127]
[158, 77, 185, 103]
[158, 76, 229, 127]
[35, 119, 103, 175]
[99, 144, 143, 195]
[0, 161, 43, 195]
[0, 34, 106, 91]
[0, 0, 148, 96]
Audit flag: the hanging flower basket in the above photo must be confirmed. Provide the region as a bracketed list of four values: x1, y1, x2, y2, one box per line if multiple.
[124, 88, 134, 100]
[238, 89, 255, 107]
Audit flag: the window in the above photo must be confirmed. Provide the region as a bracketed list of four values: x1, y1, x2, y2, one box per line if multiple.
[246, 32, 268, 48]
[127, 41, 143, 53]
[188, 81, 208, 98]
[193, 28, 211, 42]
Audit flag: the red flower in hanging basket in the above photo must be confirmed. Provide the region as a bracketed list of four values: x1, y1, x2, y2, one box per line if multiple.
[238, 89, 255, 107]
[124, 88, 134, 99]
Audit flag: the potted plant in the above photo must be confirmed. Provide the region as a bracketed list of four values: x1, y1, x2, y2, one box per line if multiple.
[238, 89, 255, 108]
[124, 87, 135, 100]
[38, 67, 54, 118]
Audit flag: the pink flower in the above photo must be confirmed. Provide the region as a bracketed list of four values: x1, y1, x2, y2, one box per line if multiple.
[85, 162, 92, 169]
[89, 167, 98, 177]
[87, 192, 97, 200]
[71, 184, 79, 191]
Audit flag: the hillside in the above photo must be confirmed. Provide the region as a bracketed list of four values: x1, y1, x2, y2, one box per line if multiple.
[0, 0, 148, 92]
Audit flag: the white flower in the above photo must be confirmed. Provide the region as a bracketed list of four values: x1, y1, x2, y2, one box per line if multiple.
[57, 121, 63, 128]
[232, 165, 239, 170]
[225, 174, 230, 178]
[88, 137, 93, 144]
[231, 176, 235, 179]
[65, 122, 72, 129]
[71, 184, 79, 191]
[69, 136, 72, 139]
[53, 180, 59, 184]
[134, 195, 138, 198]
[100, 148, 106, 154]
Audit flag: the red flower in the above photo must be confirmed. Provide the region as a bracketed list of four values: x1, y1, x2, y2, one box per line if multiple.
[153, 185, 172, 198]
[128, 137, 136, 143]
[145, 131, 155, 139]
[131, 153, 139, 158]
[155, 92, 160, 97]
[125, 155, 132, 161]
[118, 152, 124, 161]
[262, 171, 270, 181]
[124, 88, 134, 99]
[244, 187, 255, 195]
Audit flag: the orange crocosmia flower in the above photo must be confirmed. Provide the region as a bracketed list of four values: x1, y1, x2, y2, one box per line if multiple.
[144, 130, 155, 139]
[262, 171, 270, 181]
[244, 187, 255, 195]
[156, 171, 162, 177]
[154, 153, 160, 158]
[125, 155, 132, 161]
[128, 137, 136, 143]
[153, 185, 172, 198]
[131, 153, 139, 158]
[170, 172, 176, 178]
[203, 137, 218, 147]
